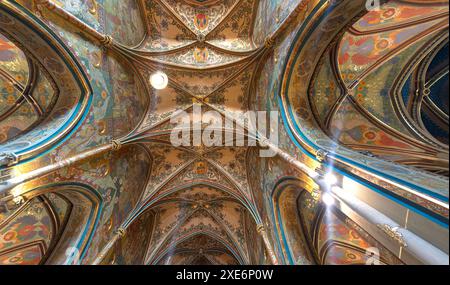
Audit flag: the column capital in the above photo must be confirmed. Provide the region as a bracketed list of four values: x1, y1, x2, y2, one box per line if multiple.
[100, 35, 114, 48]
[0, 152, 18, 167]
[111, 140, 122, 151]
[315, 149, 330, 163]
[115, 227, 126, 238]
[264, 37, 275, 49]
[256, 224, 266, 233]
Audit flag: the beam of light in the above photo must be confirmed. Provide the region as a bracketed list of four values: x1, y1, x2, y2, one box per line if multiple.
[164, 202, 190, 265]
[324, 173, 338, 187]
[322, 192, 336, 207]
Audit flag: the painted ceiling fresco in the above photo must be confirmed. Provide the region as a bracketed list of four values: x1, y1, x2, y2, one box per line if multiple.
[0, 32, 58, 146]
[0, 0, 271, 265]
[0, 0, 448, 265]
[300, 0, 450, 175]
[0, 194, 68, 265]
[255, 0, 449, 265]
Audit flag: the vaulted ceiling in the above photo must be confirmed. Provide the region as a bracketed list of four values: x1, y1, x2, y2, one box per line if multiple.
[117, 0, 267, 265]
[133, 0, 264, 131]
[1, 0, 448, 266]
[309, 0, 449, 175]
[0, 0, 289, 266]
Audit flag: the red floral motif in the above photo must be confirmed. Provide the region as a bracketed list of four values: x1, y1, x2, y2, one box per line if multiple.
[364, 131, 377, 141]
[8, 256, 23, 264]
[3, 231, 17, 242]
[350, 230, 361, 240]
[0, 38, 14, 51]
[382, 8, 397, 19]
[18, 225, 36, 237]
[376, 39, 390, 50]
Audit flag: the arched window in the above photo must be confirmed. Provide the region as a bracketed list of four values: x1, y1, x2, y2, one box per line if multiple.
[396, 40, 449, 175]
[421, 41, 449, 146]
[0, 3, 91, 167]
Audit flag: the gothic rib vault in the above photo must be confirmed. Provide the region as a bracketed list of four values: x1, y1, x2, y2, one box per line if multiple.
[1, 0, 296, 265]
[88, 0, 275, 265]
[109, 0, 275, 265]
[0, 0, 449, 265]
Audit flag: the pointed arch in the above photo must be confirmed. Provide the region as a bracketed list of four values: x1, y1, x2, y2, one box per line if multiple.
[150, 230, 244, 265]
[271, 177, 318, 265]
[0, 2, 92, 167]
[0, 182, 102, 265]
[279, 0, 449, 220]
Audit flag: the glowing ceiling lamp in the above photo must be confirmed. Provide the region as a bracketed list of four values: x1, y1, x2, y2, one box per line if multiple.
[150, 71, 168, 90]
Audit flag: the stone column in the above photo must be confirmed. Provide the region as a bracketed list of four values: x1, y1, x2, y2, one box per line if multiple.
[92, 227, 126, 265]
[0, 141, 120, 195]
[257, 224, 279, 265]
